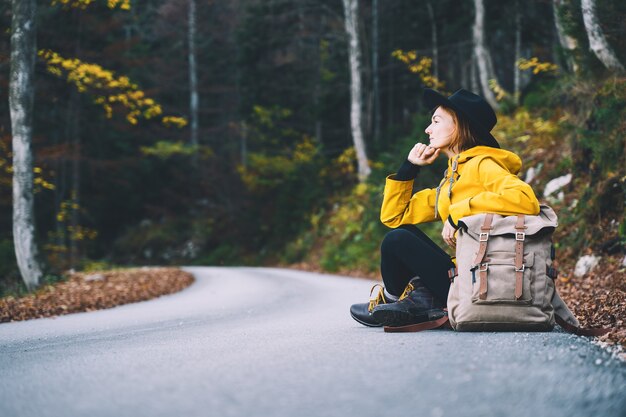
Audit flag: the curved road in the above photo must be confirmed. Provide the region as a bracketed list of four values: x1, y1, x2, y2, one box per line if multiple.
[0, 267, 624, 417]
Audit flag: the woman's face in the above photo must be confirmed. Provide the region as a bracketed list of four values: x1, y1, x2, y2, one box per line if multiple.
[425, 106, 455, 152]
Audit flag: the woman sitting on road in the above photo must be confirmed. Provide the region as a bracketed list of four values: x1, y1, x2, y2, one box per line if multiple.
[350, 88, 540, 329]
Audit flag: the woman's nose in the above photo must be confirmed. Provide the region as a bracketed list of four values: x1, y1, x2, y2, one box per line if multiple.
[425, 125, 431, 135]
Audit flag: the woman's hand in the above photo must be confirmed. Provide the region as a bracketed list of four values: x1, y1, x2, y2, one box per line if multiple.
[407, 143, 440, 166]
[442, 221, 457, 248]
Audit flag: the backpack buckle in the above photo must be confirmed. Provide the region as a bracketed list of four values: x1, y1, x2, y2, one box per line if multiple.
[479, 263, 489, 272]
[447, 267, 458, 282]
[515, 264, 525, 272]
[515, 232, 525, 241]
[479, 232, 489, 242]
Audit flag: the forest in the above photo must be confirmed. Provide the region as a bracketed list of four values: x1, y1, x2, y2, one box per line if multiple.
[1, 0, 625, 305]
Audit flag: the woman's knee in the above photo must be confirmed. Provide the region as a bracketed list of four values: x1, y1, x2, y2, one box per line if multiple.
[381, 228, 415, 253]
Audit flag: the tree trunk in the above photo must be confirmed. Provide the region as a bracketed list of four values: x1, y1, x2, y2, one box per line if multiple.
[69, 92, 80, 270]
[470, 53, 480, 94]
[68, 12, 83, 270]
[9, 0, 43, 290]
[314, 11, 325, 145]
[553, 0, 579, 73]
[513, 1, 522, 105]
[342, 0, 370, 180]
[426, 1, 439, 80]
[240, 121, 247, 170]
[581, 0, 625, 73]
[372, 0, 381, 145]
[472, 0, 499, 110]
[188, 0, 200, 163]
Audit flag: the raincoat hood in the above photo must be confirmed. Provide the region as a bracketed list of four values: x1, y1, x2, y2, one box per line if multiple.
[451, 146, 522, 175]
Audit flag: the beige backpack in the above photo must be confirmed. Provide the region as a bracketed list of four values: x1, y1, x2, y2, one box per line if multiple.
[446, 205, 608, 335]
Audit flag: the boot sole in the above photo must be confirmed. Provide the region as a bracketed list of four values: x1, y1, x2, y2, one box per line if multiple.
[384, 315, 450, 333]
[350, 311, 383, 327]
[372, 308, 445, 327]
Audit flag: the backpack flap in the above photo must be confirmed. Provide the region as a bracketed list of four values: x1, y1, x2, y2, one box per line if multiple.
[457, 205, 558, 239]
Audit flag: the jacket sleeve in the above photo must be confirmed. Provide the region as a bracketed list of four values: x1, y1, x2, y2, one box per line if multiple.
[380, 175, 438, 228]
[448, 157, 540, 224]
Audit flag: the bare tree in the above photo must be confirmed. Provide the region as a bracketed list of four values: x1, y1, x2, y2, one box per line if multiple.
[553, 0, 579, 73]
[342, 0, 370, 180]
[188, 0, 200, 163]
[472, 0, 499, 110]
[426, 1, 439, 80]
[9, 0, 44, 290]
[581, 0, 624, 73]
[470, 53, 480, 94]
[513, 1, 521, 105]
[372, 0, 381, 145]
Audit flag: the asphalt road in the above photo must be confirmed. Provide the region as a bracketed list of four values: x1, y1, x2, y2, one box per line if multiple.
[0, 267, 624, 417]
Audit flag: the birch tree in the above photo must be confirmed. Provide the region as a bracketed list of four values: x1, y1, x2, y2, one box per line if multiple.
[372, 0, 381, 145]
[426, 1, 439, 80]
[342, 0, 370, 180]
[581, 0, 625, 73]
[188, 0, 199, 163]
[9, 0, 44, 290]
[472, 0, 499, 110]
[553, 0, 579, 73]
[513, 1, 521, 105]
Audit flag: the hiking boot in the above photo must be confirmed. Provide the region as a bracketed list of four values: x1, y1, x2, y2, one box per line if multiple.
[350, 284, 394, 327]
[371, 277, 446, 327]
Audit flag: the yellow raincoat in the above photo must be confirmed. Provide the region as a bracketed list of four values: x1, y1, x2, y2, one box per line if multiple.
[380, 146, 540, 228]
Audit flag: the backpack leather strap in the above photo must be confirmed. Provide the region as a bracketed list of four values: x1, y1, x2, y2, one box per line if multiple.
[552, 290, 611, 336]
[474, 214, 494, 300]
[554, 315, 611, 336]
[514, 215, 526, 300]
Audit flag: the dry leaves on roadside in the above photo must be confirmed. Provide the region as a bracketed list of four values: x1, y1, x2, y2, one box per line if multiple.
[0, 267, 194, 323]
[557, 256, 626, 347]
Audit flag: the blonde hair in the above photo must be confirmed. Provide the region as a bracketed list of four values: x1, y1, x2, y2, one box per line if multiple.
[439, 106, 479, 153]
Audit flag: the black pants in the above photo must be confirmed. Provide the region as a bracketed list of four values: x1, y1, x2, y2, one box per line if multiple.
[380, 225, 454, 301]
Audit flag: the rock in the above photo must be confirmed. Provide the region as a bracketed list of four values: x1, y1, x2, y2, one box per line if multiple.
[543, 173, 572, 198]
[84, 273, 105, 282]
[622, 255, 626, 268]
[525, 167, 537, 184]
[524, 163, 542, 184]
[182, 241, 199, 259]
[574, 255, 600, 277]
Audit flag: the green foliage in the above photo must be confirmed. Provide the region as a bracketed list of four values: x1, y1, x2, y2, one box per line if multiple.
[236, 104, 333, 254]
[112, 217, 204, 265]
[191, 244, 243, 266]
[318, 183, 387, 273]
[289, 118, 455, 274]
[0, 239, 24, 297]
[0, 239, 17, 278]
[140, 141, 211, 159]
[522, 79, 560, 113]
[576, 80, 626, 178]
[81, 260, 117, 272]
[42, 273, 65, 286]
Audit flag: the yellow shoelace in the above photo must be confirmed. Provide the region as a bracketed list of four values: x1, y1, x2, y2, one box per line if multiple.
[398, 281, 415, 301]
[368, 284, 387, 312]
